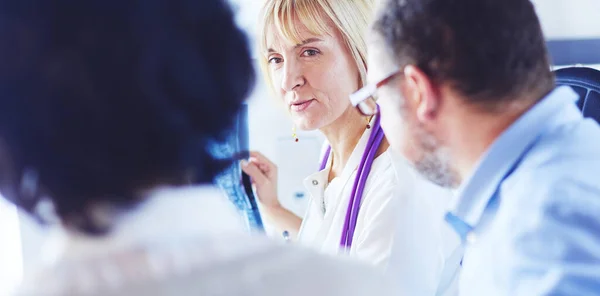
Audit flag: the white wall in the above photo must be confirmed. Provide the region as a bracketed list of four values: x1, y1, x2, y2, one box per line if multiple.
[532, 0, 600, 39]
[534, 0, 600, 67]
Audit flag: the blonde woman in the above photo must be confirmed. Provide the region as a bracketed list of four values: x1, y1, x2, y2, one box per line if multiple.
[242, 0, 446, 276]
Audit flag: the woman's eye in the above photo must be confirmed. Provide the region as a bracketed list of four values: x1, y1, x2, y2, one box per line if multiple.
[268, 57, 283, 64]
[302, 49, 319, 57]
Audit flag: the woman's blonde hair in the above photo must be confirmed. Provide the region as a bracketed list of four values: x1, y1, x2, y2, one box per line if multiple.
[258, 0, 373, 93]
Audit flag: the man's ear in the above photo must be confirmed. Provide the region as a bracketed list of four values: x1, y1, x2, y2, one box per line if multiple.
[403, 65, 440, 123]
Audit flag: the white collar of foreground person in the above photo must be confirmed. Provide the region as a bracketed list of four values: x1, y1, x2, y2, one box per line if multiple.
[18, 185, 396, 296]
[40, 185, 248, 264]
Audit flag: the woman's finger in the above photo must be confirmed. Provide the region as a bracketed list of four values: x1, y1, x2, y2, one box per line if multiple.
[241, 160, 268, 185]
[249, 151, 276, 167]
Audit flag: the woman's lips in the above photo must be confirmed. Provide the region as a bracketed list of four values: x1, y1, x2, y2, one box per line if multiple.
[290, 99, 316, 112]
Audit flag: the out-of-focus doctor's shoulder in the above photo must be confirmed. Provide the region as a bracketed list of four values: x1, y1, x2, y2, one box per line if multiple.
[17, 186, 394, 296]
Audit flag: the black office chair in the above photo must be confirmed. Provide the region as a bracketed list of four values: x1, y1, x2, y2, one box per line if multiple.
[554, 66, 600, 123]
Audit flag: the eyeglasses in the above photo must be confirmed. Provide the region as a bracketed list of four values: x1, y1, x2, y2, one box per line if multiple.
[349, 70, 401, 116]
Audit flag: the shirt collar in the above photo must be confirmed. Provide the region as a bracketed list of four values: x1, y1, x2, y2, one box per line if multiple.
[339, 115, 376, 181]
[303, 115, 376, 189]
[40, 185, 245, 266]
[447, 86, 581, 230]
[302, 116, 376, 218]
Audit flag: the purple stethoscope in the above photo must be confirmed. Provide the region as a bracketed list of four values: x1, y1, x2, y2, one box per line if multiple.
[319, 110, 385, 249]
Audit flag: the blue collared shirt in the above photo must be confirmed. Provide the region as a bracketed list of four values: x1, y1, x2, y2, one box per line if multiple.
[446, 86, 600, 296]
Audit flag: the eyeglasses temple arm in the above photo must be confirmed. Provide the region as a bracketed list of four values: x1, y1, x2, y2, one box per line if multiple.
[349, 84, 377, 106]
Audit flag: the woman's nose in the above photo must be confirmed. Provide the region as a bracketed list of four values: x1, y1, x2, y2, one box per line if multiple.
[281, 61, 305, 92]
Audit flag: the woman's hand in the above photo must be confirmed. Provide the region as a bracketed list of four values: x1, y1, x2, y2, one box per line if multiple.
[241, 151, 281, 209]
[241, 151, 303, 236]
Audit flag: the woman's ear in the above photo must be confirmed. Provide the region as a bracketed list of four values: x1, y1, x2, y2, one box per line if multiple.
[403, 65, 440, 124]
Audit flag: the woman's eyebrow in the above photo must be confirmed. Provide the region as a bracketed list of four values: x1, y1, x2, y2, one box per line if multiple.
[294, 37, 323, 48]
[267, 37, 324, 53]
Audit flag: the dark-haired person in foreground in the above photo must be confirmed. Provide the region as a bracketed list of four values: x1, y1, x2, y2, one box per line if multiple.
[353, 0, 600, 294]
[0, 1, 392, 295]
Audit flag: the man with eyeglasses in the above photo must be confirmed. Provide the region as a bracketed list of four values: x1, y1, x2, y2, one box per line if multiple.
[351, 0, 600, 295]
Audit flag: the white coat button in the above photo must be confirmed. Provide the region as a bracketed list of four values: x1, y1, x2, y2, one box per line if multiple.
[312, 180, 319, 186]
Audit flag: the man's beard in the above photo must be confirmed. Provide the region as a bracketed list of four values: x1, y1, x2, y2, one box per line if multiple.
[411, 123, 460, 188]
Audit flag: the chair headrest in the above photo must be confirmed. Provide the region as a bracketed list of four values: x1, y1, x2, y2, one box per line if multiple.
[554, 67, 600, 124]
